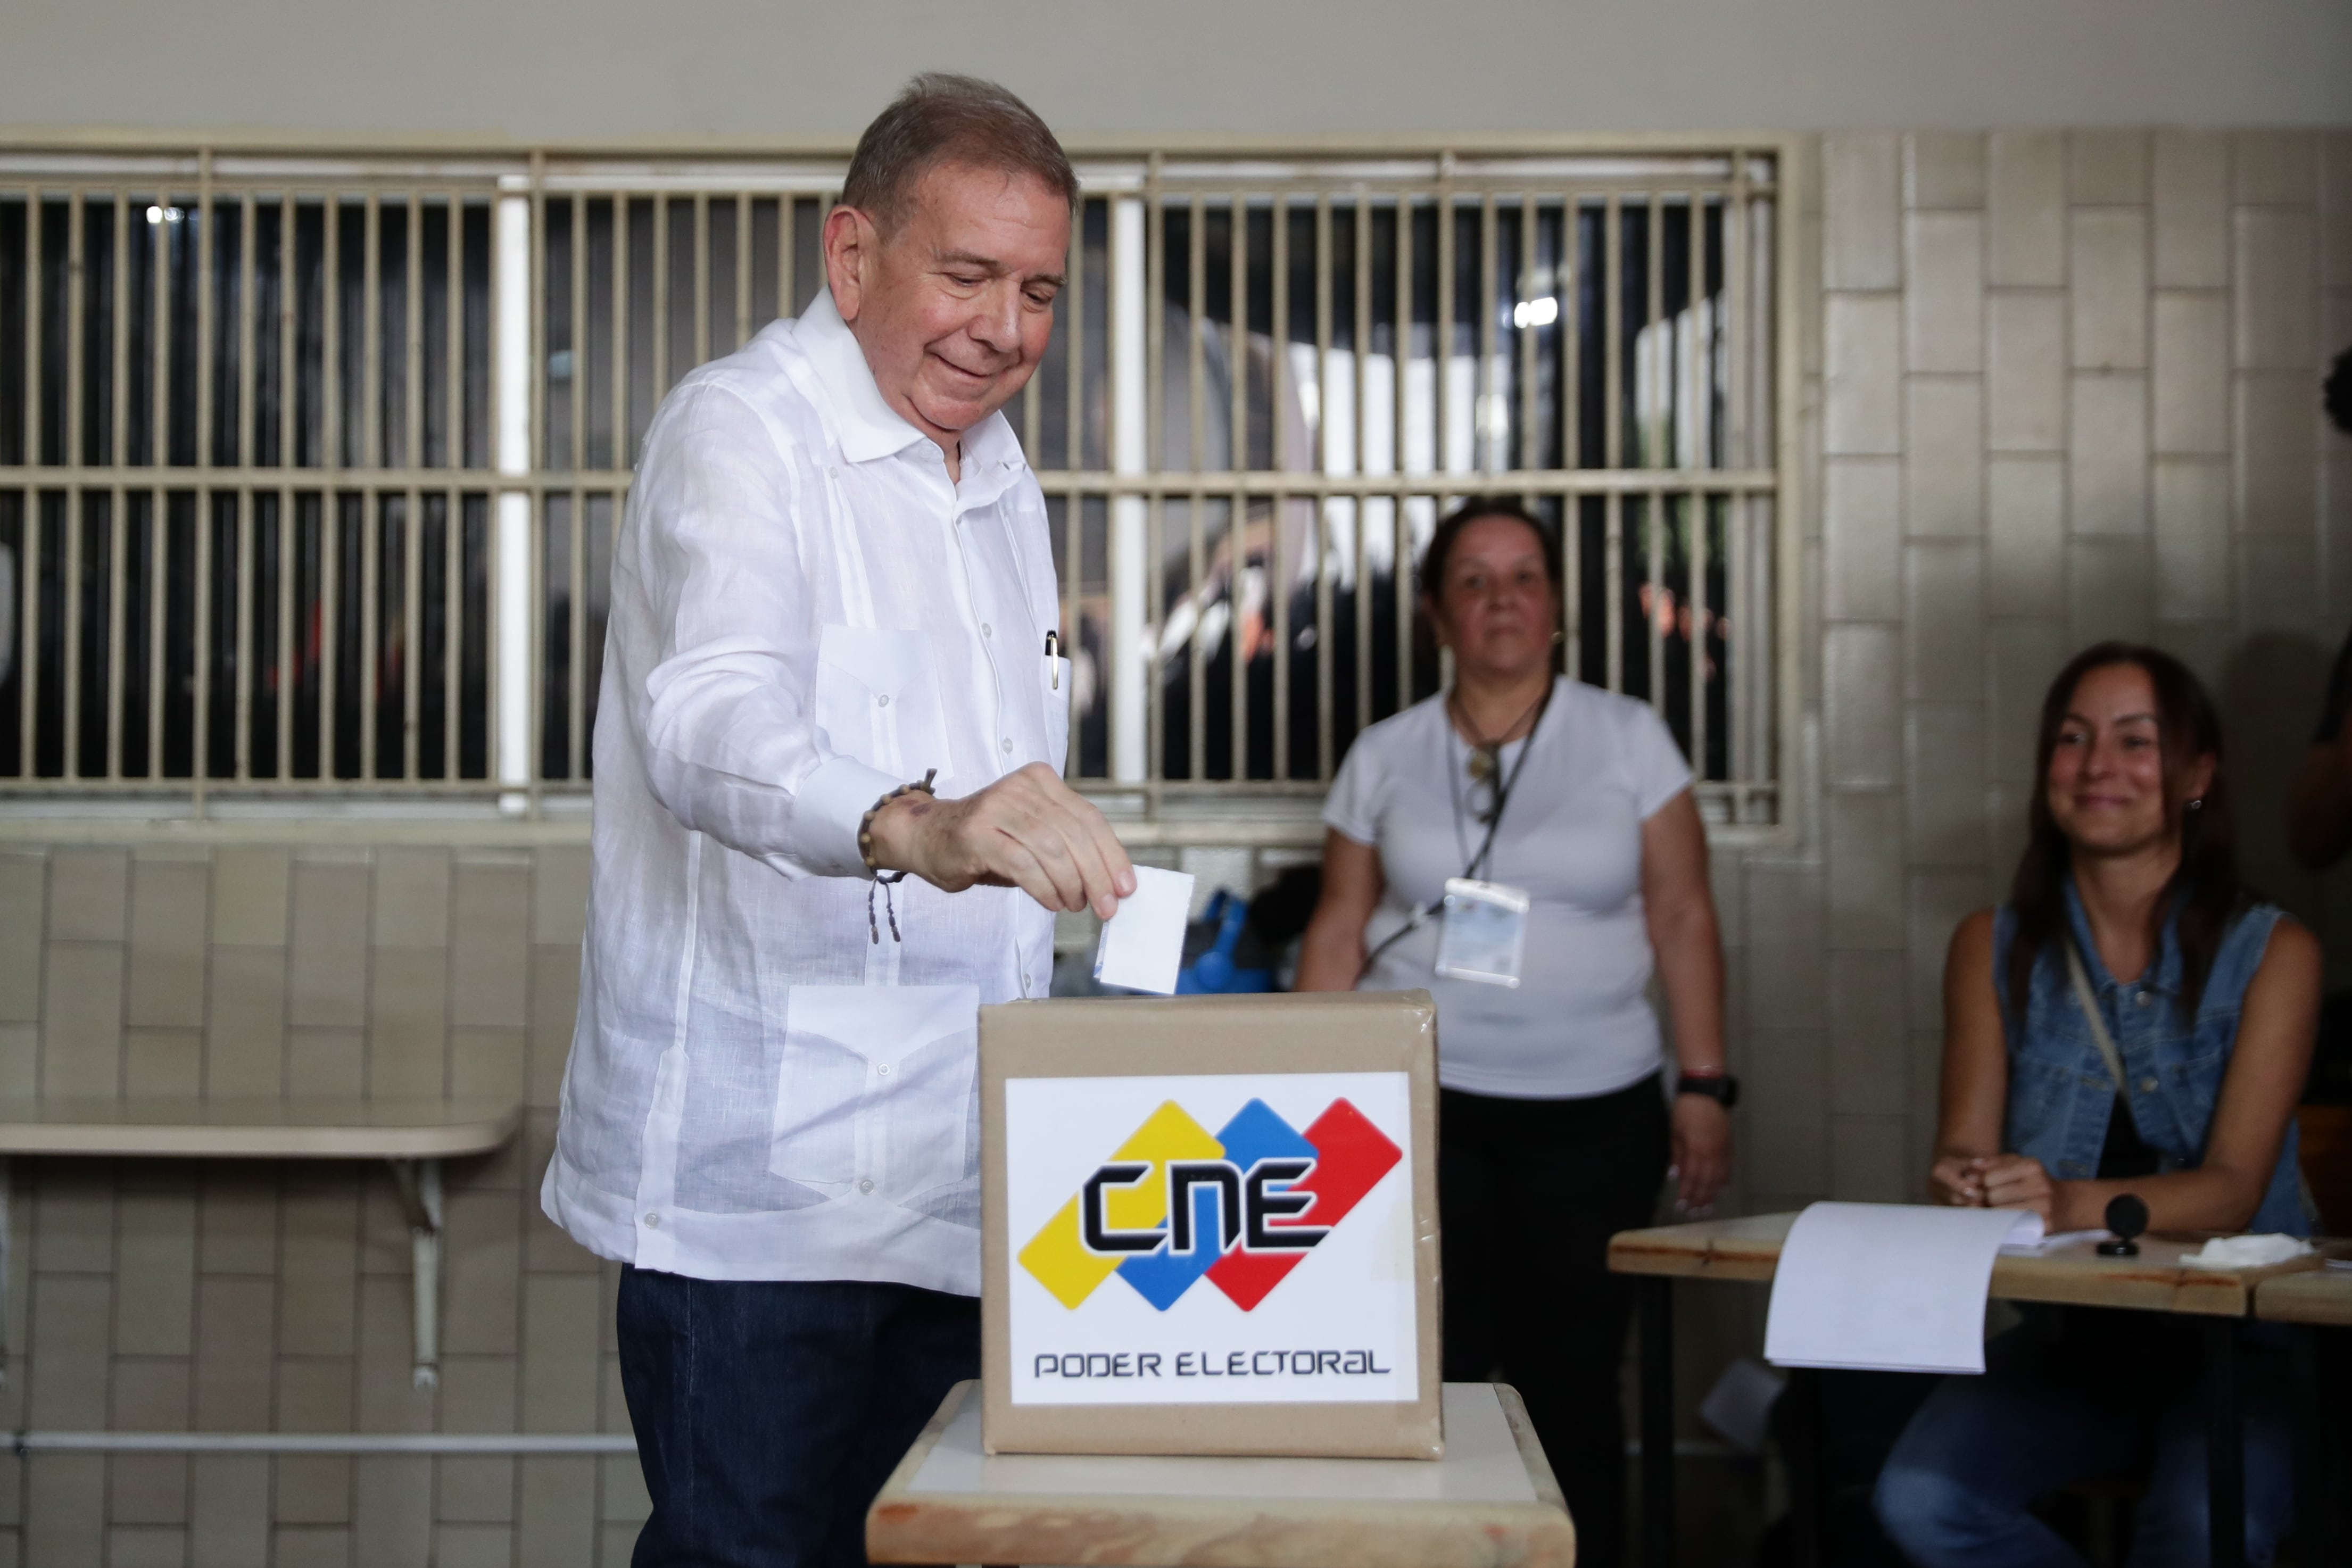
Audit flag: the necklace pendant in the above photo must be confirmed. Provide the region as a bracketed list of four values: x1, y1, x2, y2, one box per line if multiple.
[1467, 747, 1497, 783]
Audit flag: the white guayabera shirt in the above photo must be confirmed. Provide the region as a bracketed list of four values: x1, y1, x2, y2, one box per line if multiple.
[541, 291, 1069, 1295]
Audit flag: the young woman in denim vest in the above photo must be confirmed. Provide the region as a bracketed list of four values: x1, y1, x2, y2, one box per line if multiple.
[1875, 643, 2318, 1568]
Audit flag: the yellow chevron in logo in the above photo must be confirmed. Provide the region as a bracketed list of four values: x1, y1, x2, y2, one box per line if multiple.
[1016, 1101, 1222, 1309]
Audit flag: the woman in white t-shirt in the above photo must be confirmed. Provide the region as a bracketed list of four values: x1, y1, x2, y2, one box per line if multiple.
[1298, 503, 1733, 1568]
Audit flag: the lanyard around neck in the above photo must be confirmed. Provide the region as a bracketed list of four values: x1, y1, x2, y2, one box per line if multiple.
[1446, 682, 1552, 883]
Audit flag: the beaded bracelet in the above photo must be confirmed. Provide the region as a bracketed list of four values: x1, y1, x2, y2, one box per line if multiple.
[858, 769, 937, 944]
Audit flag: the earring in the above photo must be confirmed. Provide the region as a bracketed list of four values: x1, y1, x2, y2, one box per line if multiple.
[2187, 798, 2205, 811]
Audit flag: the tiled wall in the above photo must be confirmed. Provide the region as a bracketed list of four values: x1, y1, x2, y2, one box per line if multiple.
[0, 126, 2345, 1565]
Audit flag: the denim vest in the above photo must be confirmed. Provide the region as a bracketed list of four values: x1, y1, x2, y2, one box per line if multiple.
[1992, 882, 2309, 1237]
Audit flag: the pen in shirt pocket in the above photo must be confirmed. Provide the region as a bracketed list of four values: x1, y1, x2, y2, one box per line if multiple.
[1045, 629, 1059, 687]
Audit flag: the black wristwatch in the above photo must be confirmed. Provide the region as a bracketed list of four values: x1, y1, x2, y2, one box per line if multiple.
[1676, 1072, 1740, 1109]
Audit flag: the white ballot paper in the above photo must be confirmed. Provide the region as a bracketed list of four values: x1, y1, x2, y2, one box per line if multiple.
[1764, 1202, 2043, 1375]
[1092, 865, 1196, 995]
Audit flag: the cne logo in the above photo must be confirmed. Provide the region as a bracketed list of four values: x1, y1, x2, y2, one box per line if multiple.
[1018, 1098, 1402, 1313]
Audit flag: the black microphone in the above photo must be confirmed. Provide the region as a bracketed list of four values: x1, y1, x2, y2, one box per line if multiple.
[2097, 1193, 2148, 1258]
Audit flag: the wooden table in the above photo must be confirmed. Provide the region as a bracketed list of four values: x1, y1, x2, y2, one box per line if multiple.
[0, 1096, 521, 1388]
[1608, 1212, 2321, 1568]
[867, 1381, 1577, 1568]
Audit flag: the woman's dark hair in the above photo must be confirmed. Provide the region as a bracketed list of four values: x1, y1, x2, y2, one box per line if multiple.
[2006, 642, 2243, 1019]
[1415, 501, 1563, 602]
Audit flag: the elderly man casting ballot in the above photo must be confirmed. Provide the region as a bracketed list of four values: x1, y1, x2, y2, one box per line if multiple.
[542, 76, 1133, 1567]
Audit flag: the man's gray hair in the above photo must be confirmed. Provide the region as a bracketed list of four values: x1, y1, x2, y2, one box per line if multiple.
[842, 74, 1078, 234]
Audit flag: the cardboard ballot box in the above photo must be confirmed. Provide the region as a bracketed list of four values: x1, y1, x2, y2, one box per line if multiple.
[979, 991, 1442, 1459]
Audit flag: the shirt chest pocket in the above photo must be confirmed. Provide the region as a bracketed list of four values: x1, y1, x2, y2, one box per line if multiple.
[814, 627, 952, 779]
[769, 983, 980, 1200]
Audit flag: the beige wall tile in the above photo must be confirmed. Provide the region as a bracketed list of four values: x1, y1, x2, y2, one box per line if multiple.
[108, 1456, 188, 1526]
[2067, 130, 2149, 206]
[289, 861, 369, 1030]
[1905, 213, 1984, 374]
[189, 1454, 270, 1568]
[2153, 129, 2231, 288]
[355, 1277, 434, 1434]
[210, 848, 289, 948]
[2325, 132, 2352, 288]
[1906, 132, 1985, 211]
[532, 847, 590, 948]
[1904, 379, 1984, 536]
[0, 856, 45, 1023]
[2233, 208, 2318, 371]
[127, 858, 208, 1028]
[23, 1454, 103, 1568]
[2067, 537, 2154, 648]
[444, 1191, 521, 1357]
[1828, 790, 1906, 951]
[438, 1359, 519, 1522]
[2153, 459, 2233, 621]
[2237, 534, 2320, 635]
[2068, 375, 2150, 536]
[1824, 459, 1901, 619]
[1986, 292, 2067, 452]
[27, 1276, 112, 1429]
[275, 1454, 355, 1530]
[42, 943, 123, 1098]
[1986, 457, 2066, 617]
[436, 1523, 514, 1568]
[521, 1276, 601, 1432]
[1988, 131, 2066, 287]
[452, 1028, 525, 1103]
[451, 862, 528, 1029]
[287, 1030, 365, 1099]
[47, 849, 127, 943]
[1824, 132, 1902, 292]
[523, 1116, 600, 1275]
[368, 948, 448, 1099]
[438, 1453, 517, 1522]
[111, 1358, 191, 1431]
[0, 1023, 37, 1099]
[198, 1168, 278, 1276]
[123, 1029, 202, 1098]
[1827, 951, 1908, 1117]
[194, 1277, 275, 1431]
[106, 1525, 189, 1567]
[1825, 294, 1902, 455]
[2234, 130, 2320, 206]
[1908, 868, 1992, 1019]
[2237, 371, 2320, 535]
[1986, 618, 2069, 786]
[36, 1167, 115, 1273]
[206, 946, 286, 1098]
[1906, 703, 1987, 868]
[517, 1456, 597, 1568]
[279, 1176, 360, 1359]
[352, 1456, 432, 1568]
[1744, 1030, 1828, 1196]
[1825, 624, 1901, 788]
[1904, 541, 1985, 702]
[274, 1400, 356, 1527]
[371, 849, 449, 949]
[2151, 291, 2230, 454]
[1744, 936, 1825, 1032]
[1829, 1114, 1914, 1202]
[600, 1454, 650, 1523]
[2069, 209, 2149, 370]
[528, 949, 578, 1111]
[272, 1524, 353, 1567]
[115, 1184, 197, 1357]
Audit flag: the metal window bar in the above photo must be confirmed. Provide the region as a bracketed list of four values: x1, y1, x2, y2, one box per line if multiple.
[0, 142, 1785, 831]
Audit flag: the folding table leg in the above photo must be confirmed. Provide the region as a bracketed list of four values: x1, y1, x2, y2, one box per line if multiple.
[390, 1158, 445, 1389]
[2204, 1317, 2245, 1568]
[1638, 1276, 1675, 1568]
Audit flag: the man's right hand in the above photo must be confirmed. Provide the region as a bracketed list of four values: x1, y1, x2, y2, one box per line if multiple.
[866, 761, 1136, 919]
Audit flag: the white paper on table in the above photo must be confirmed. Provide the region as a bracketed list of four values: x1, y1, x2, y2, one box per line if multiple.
[1763, 1202, 2043, 1375]
[1091, 866, 1196, 995]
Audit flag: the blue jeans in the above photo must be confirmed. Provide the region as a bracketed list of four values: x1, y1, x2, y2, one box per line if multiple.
[1873, 1312, 2294, 1568]
[616, 1267, 980, 1568]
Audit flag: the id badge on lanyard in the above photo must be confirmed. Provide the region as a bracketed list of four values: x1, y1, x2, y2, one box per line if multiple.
[1435, 876, 1530, 988]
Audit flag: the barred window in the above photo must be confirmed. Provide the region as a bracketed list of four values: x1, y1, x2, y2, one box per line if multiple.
[0, 143, 1789, 831]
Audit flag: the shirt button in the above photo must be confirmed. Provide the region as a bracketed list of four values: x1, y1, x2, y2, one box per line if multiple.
[643, 1213, 660, 1228]
[2135, 991, 2151, 1007]
[876, 1063, 892, 1077]
[876, 694, 889, 708]
[2140, 1077, 2158, 1093]
[858, 1178, 875, 1195]
[982, 623, 993, 637]
[1001, 737, 1014, 753]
